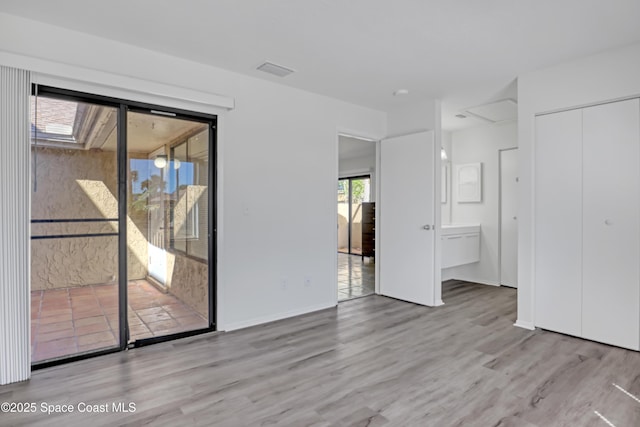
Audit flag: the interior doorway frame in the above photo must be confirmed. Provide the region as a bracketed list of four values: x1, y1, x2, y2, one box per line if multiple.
[335, 132, 381, 303]
[498, 146, 518, 288]
[31, 85, 218, 369]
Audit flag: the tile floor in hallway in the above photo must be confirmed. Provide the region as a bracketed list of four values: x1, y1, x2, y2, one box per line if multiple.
[30, 280, 208, 363]
[338, 252, 375, 301]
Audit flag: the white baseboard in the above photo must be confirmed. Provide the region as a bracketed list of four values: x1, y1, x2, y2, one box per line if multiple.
[514, 319, 535, 330]
[220, 302, 336, 332]
[441, 269, 456, 281]
[449, 276, 500, 287]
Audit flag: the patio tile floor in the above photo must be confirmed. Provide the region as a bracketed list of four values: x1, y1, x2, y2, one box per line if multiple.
[31, 279, 207, 363]
[338, 253, 375, 301]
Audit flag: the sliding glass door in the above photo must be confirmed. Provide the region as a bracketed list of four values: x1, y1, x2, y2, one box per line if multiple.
[30, 94, 121, 363]
[337, 179, 350, 253]
[337, 176, 371, 255]
[30, 86, 216, 366]
[126, 111, 210, 342]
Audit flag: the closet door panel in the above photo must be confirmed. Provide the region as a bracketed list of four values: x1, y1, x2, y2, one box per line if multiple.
[534, 110, 583, 336]
[582, 99, 640, 350]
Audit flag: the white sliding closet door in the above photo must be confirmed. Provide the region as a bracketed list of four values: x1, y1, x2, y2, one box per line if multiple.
[534, 109, 583, 337]
[582, 99, 640, 350]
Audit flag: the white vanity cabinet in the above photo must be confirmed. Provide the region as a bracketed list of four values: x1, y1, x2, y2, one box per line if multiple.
[441, 224, 480, 269]
[535, 98, 640, 351]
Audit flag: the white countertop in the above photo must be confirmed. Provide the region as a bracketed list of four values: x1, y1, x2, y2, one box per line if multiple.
[441, 223, 481, 235]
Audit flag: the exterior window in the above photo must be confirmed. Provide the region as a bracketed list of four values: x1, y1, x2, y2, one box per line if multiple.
[31, 96, 116, 149]
[170, 129, 209, 261]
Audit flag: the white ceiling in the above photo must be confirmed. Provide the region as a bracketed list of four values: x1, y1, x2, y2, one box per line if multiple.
[102, 112, 206, 153]
[339, 135, 376, 163]
[3, 0, 640, 131]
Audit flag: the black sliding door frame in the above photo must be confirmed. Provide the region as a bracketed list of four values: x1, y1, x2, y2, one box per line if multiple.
[126, 106, 216, 348]
[338, 178, 350, 254]
[31, 85, 217, 369]
[338, 174, 371, 256]
[118, 103, 129, 349]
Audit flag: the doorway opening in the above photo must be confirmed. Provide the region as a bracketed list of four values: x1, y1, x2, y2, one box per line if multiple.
[29, 86, 216, 366]
[337, 135, 376, 301]
[337, 175, 371, 255]
[439, 93, 519, 310]
[499, 147, 518, 288]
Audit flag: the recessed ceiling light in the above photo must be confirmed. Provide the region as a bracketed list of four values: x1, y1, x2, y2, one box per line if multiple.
[393, 89, 409, 96]
[257, 61, 295, 77]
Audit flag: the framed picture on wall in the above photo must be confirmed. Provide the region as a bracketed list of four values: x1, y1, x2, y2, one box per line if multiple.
[456, 162, 482, 203]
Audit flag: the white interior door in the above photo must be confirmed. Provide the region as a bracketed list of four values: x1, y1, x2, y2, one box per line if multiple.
[534, 109, 583, 337]
[499, 148, 518, 288]
[147, 147, 167, 285]
[379, 131, 436, 306]
[582, 98, 640, 350]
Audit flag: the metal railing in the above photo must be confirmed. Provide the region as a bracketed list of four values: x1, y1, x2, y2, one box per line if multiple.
[31, 218, 118, 240]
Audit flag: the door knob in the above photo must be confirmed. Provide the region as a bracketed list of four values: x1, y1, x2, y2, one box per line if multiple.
[604, 219, 612, 226]
[423, 225, 431, 230]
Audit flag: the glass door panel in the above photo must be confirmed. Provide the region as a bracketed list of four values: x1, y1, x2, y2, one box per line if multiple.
[30, 95, 120, 363]
[337, 176, 371, 255]
[126, 111, 209, 342]
[349, 177, 371, 255]
[337, 179, 350, 253]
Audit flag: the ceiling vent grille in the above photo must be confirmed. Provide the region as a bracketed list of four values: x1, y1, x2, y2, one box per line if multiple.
[256, 61, 295, 77]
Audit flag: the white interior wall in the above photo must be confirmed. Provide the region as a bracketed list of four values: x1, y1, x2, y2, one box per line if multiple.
[0, 12, 387, 332]
[444, 122, 518, 286]
[517, 41, 640, 329]
[387, 99, 438, 137]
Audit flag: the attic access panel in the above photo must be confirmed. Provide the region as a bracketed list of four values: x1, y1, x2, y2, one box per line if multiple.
[465, 99, 517, 123]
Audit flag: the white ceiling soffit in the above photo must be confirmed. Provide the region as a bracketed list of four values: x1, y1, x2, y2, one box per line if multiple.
[339, 135, 376, 162]
[464, 99, 517, 124]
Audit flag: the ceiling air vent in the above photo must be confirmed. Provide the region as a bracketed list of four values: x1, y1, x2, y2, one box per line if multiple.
[256, 61, 295, 77]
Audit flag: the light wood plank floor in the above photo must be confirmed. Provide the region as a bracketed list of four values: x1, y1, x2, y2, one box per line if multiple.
[2, 280, 639, 426]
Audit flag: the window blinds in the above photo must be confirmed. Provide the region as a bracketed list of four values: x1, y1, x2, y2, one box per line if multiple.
[0, 65, 31, 385]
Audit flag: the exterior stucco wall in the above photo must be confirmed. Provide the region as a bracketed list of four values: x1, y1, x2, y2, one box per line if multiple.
[167, 253, 208, 318]
[31, 147, 148, 289]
